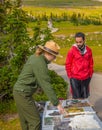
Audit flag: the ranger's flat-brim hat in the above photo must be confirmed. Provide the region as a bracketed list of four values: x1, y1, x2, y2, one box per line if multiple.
[38, 40, 63, 58]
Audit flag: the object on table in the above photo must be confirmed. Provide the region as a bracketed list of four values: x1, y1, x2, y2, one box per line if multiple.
[54, 120, 72, 130]
[44, 117, 53, 125]
[69, 115, 101, 129]
[64, 107, 84, 113]
[48, 111, 60, 116]
[47, 102, 57, 110]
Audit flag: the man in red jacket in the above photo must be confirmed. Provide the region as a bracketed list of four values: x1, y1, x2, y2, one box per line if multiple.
[65, 32, 94, 99]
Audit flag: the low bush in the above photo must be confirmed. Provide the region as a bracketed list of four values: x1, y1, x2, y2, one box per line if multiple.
[33, 70, 68, 101]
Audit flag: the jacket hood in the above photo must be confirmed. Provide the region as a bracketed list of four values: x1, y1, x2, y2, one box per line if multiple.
[73, 44, 87, 55]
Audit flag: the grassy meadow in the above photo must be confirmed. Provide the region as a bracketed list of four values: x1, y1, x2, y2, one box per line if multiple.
[23, 6, 102, 18]
[22, 0, 102, 7]
[23, 6, 102, 72]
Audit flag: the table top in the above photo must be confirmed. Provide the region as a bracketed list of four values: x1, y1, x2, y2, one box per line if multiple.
[42, 99, 102, 130]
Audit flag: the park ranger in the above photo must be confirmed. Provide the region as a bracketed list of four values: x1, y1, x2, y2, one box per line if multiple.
[13, 40, 65, 130]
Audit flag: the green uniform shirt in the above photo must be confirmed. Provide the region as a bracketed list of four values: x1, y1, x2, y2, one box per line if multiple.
[14, 54, 59, 106]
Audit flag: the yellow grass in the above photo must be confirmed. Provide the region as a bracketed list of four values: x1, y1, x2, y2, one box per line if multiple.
[23, 6, 102, 17]
[0, 119, 21, 130]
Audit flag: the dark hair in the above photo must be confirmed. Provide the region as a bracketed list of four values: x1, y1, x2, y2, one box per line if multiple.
[75, 32, 85, 40]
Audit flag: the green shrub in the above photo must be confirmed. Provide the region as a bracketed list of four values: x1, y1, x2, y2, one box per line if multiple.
[0, 100, 17, 114]
[33, 70, 68, 101]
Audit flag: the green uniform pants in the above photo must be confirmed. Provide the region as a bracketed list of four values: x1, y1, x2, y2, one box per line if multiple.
[13, 90, 41, 130]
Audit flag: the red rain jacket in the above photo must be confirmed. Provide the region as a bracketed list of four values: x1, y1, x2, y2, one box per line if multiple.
[65, 45, 94, 80]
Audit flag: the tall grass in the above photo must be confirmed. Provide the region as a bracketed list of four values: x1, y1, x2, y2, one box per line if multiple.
[23, 6, 102, 17]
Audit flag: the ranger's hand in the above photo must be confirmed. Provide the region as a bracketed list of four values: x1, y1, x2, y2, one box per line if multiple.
[57, 103, 66, 114]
